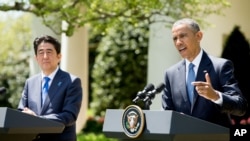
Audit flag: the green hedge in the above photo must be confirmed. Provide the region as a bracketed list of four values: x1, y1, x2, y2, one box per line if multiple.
[77, 133, 117, 141]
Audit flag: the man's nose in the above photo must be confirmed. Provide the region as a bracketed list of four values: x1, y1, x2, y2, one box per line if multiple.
[43, 52, 49, 58]
[176, 38, 182, 45]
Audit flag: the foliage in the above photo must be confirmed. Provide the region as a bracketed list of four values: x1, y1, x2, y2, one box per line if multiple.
[90, 20, 149, 116]
[0, 0, 231, 36]
[0, 0, 232, 113]
[0, 0, 232, 136]
[79, 112, 111, 140]
[82, 116, 104, 133]
[0, 12, 31, 108]
[77, 132, 117, 141]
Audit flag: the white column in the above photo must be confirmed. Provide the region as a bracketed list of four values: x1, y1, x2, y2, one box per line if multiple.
[148, 15, 180, 110]
[61, 23, 89, 133]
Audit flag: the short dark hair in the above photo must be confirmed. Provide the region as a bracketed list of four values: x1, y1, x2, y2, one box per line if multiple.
[172, 18, 200, 33]
[33, 35, 61, 55]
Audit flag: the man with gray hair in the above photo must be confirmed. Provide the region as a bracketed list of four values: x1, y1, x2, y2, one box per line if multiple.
[162, 18, 247, 128]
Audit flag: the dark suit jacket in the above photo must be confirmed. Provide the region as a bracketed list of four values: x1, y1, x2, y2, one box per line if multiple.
[18, 68, 83, 141]
[162, 51, 247, 127]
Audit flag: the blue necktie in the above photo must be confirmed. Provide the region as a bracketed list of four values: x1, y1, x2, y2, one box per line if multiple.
[42, 76, 50, 106]
[187, 63, 195, 104]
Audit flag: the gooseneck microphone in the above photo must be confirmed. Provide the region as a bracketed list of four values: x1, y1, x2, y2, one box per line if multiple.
[132, 83, 155, 103]
[0, 87, 6, 95]
[143, 83, 165, 103]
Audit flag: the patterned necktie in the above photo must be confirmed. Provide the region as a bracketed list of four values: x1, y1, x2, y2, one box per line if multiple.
[42, 76, 50, 106]
[187, 63, 195, 105]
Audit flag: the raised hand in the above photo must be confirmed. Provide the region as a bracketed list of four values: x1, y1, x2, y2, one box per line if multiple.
[192, 72, 220, 101]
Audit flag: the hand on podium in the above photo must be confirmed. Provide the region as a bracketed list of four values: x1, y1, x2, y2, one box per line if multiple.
[22, 107, 37, 116]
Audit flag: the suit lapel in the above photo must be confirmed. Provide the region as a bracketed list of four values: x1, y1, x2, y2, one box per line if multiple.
[192, 51, 212, 110]
[35, 75, 43, 114]
[178, 61, 192, 109]
[41, 69, 63, 114]
[174, 60, 191, 113]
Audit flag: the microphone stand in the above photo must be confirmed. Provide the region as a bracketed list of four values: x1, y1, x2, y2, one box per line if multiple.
[142, 83, 165, 110]
[133, 90, 155, 110]
[144, 100, 152, 110]
[132, 83, 165, 110]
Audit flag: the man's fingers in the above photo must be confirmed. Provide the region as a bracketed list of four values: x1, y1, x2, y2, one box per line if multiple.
[205, 72, 211, 84]
[192, 81, 203, 86]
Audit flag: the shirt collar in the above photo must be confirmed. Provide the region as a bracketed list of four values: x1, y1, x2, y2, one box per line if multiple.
[185, 49, 203, 66]
[42, 66, 59, 81]
[185, 49, 203, 70]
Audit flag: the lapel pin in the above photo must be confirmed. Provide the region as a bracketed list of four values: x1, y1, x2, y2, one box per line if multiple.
[58, 82, 62, 86]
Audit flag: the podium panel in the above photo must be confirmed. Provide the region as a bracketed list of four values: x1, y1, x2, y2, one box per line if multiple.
[0, 107, 65, 141]
[103, 109, 229, 141]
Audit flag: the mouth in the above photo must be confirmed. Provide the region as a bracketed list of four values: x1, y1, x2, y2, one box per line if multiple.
[178, 47, 186, 52]
[42, 62, 50, 64]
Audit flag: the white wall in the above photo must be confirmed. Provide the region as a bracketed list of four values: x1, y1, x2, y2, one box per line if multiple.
[202, 0, 250, 56]
[148, 0, 250, 110]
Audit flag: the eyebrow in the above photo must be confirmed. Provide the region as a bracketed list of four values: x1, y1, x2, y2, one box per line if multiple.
[38, 48, 54, 52]
[173, 32, 188, 40]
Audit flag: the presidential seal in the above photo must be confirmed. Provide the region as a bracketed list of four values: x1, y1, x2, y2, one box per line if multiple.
[122, 105, 145, 138]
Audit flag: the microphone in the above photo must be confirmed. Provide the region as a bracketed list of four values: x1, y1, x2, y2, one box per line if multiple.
[143, 83, 165, 103]
[132, 83, 155, 103]
[0, 87, 6, 95]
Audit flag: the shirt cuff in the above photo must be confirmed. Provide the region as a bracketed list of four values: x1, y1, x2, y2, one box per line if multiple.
[212, 91, 223, 106]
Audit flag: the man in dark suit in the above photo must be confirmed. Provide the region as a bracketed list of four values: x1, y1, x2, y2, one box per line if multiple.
[18, 35, 83, 141]
[162, 18, 248, 128]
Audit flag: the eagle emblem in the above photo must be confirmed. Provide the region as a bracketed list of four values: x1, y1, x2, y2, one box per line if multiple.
[126, 111, 140, 132]
[122, 105, 145, 138]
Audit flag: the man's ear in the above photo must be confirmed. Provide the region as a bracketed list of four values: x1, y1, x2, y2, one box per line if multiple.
[196, 31, 203, 42]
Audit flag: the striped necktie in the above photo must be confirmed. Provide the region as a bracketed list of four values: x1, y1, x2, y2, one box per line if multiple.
[42, 76, 50, 106]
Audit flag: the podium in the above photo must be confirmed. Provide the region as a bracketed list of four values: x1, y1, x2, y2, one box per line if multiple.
[0, 107, 65, 141]
[103, 109, 229, 141]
